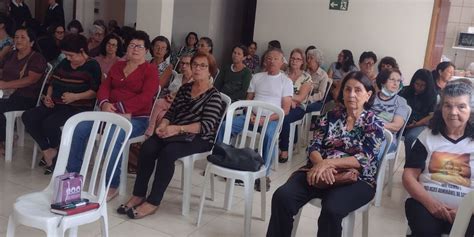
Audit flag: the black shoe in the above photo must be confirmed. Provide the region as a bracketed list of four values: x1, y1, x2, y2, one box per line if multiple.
[278, 156, 288, 163]
[44, 157, 57, 175]
[254, 177, 271, 192]
[38, 157, 47, 167]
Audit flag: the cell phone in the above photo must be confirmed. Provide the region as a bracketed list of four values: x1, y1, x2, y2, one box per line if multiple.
[51, 198, 90, 210]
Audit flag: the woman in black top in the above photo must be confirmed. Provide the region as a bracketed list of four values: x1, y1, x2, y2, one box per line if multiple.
[117, 51, 223, 219]
[399, 69, 437, 158]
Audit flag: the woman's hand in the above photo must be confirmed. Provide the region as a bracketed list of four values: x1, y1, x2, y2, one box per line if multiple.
[61, 92, 78, 104]
[291, 101, 298, 109]
[144, 125, 154, 138]
[156, 125, 180, 138]
[306, 159, 336, 186]
[250, 114, 265, 126]
[101, 102, 117, 113]
[426, 199, 453, 223]
[43, 95, 55, 108]
[166, 94, 175, 103]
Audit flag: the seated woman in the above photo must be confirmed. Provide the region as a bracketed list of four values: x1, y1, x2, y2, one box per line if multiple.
[0, 14, 14, 62]
[87, 23, 106, 57]
[267, 71, 385, 237]
[94, 33, 123, 80]
[371, 68, 410, 152]
[399, 69, 437, 158]
[144, 54, 193, 137]
[66, 19, 84, 35]
[117, 52, 223, 219]
[377, 56, 399, 72]
[170, 31, 197, 67]
[0, 27, 46, 154]
[433, 61, 455, 94]
[196, 37, 213, 54]
[150, 35, 173, 89]
[36, 24, 65, 68]
[305, 48, 330, 113]
[278, 48, 312, 163]
[22, 33, 101, 174]
[66, 30, 159, 200]
[326, 49, 357, 112]
[403, 79, 474, 236]
[243, 41, 259, 73]
[214, 44, 252, 102]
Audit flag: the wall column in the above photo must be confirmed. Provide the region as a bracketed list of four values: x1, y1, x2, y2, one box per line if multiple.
[135, 0, 174, 39]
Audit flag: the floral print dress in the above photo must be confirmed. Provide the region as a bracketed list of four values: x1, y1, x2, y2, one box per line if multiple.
[308, 106, 385, 186]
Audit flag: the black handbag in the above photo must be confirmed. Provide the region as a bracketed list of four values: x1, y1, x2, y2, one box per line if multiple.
[207, 143, 264, 171]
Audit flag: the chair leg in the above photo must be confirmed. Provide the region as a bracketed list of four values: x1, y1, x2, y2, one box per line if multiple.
[119, 143, 131, 195]
[342, 212, 355, 237]
[209, 172, 215, 201]
[6, 215, 16, 237]
[196, 165, 211, 227]
[288, 123, 296, 162]
[387, 158, 395, 197]
[181, 157, 193, 216]
[31, 143, 38, 169]
[290, 208, 303, 237]
[100, 211, 109, 237]
[260, 177, 266, 221]
[68, 227, 78, 237]
[16, 117, 25, 147]
[362, 210, 369, 237]
[374, 160, 386, 207]
[224, 178, 235, 211]
[4, 112, 15, 162]
[272, 145, 278, 171]
[243, 177, 255, 237]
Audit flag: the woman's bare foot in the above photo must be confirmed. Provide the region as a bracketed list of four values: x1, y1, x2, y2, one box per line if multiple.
[127, 202, 158, 219]
[42, 148, 58, 166]
[106, 188, 119, 202]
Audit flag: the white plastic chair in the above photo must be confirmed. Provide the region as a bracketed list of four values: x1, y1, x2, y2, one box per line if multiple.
[4, 63, 53, 164]
[118, 88, 161, 195]
[196, 100, 284, 237]
[449, 191, 474, 236]
[302, 79, 333, 144]
[374, 106, 412, 206]
[291, 129, 392, 237]
[176, 92, 231, 216]
[6, 111, 132, 237]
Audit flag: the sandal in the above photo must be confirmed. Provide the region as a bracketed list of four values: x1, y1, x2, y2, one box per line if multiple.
[278, 156, 288, 163]
[117, 197, 145, 215]
[44, 156, 57, 175]
[126, 203, 158, 219]
[39, 157, 47, 167]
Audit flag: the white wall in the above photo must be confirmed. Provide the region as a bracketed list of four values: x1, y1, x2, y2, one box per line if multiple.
[254, 0, 434, 81]
[172, 0, 211, 50]
[124, 0, 137, 27]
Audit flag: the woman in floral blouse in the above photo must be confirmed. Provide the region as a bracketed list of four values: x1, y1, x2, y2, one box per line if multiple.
[243, 41, 259, 73]
[267, 71, 385, 237]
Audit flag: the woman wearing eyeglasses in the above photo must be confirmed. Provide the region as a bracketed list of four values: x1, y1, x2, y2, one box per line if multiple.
[150, 35, 172, 89]
[65, 30, 160, 201]
[22, 33, 101, 174]
[371, 68, 410, 152]
[278, 48, 312, 163]
[117, 51, 223, 219]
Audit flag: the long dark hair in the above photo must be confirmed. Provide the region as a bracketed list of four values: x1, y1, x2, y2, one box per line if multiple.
[429, 79, 474, 140]
[337, 71, 376, 110]
[335, 49, 356, 73]
[400, 68, 436, 106]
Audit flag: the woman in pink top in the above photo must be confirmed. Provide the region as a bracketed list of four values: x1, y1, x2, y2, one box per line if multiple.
[94, 33, 123, 81]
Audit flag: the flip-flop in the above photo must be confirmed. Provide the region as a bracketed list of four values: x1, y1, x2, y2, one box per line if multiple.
[278, 156, 288, 163]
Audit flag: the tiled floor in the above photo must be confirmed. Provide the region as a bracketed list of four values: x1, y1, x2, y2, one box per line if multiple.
[0, 139, 410, 236]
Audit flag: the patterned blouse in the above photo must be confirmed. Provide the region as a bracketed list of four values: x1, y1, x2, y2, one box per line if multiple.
[0, 37, 13, 51]
[308, 106, 385, 186]
[243, 54, 259, 73]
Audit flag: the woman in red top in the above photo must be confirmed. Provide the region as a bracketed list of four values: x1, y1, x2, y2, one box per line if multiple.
[66, 30, 159, 201]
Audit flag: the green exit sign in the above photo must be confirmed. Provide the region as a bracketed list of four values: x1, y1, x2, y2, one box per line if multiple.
[329, 0, 349, 11]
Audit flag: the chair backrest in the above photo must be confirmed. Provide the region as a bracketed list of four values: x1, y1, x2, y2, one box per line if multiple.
[173, 58, 181, 71]
[376, 129, 393, 183]
[222, 100, 284, 164]
[449, 191, 474, 236]
[318, 79, 333, 113]
[391, 105, 412, 155]
[171, 70, 178, 83]
[46, 112, 132, 205]
[35, 63, 53, 106]
[211, 92, 232, 144]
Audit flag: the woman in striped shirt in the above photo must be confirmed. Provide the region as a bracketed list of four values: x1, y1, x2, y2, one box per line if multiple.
[117, 52, 223, 219]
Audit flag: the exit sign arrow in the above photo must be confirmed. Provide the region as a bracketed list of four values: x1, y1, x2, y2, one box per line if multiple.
[329, 0, 349, 11]
[330, 1, 338, 8]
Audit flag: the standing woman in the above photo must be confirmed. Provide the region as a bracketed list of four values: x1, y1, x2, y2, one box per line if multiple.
[66, 31, 159, 201]
[171, 31, 197, 67]
[150, 35, 173, 89]
[0, 14, 14, 61]
[0, 27, 46, 154]
[214, 44, 252, 102]
[117, 52, 223, 219]
[94, 33, 123, 79]
[22, 33, 101, 174]
[278, 48, 312, 163]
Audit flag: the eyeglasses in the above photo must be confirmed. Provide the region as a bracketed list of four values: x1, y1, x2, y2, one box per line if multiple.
[192, 62, 209, 69]
[128, 43, 146, 50]
[181, 62, 191, 66]
[290, 57, 303, 62]
[388, 78, 402, 83]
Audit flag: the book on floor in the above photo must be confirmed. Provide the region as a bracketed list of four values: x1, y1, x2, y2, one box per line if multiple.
[50, 202, 100, 216]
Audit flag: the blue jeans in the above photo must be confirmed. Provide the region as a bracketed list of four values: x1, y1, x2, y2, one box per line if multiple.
[305, 101, 323, 113]
[66, 117, 148, 188]
[217, 115, 278, 175]
[279, 107, 305, 151]
[404, 126, 426, 160]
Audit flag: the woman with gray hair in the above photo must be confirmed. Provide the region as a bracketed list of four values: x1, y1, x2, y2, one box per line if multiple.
[306, 48, 330, 112]
[403, 79, 474, 236]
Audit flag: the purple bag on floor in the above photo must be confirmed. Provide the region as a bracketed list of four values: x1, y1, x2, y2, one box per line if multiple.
[52, 172, 83, 204]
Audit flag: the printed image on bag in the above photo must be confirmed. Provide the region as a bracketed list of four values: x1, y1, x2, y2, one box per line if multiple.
[52, 172, 83, 204]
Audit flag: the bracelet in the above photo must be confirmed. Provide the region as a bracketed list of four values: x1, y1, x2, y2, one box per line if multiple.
[180, 126, 185, 134]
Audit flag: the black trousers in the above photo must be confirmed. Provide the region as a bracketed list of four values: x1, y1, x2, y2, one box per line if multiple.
[132, 134, 212, 206]
[22, 104, 86, 150]
[267, 171, 375, 237]
[405, 198, 474, 237]
[0, 95, 37, 142]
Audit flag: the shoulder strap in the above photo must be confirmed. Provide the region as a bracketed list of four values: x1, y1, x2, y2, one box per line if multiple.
[18, 51, 35, 79]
